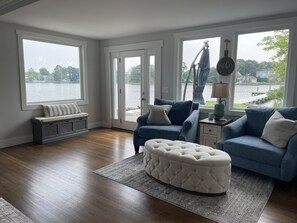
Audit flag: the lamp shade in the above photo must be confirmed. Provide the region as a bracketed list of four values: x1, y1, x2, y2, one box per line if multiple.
[211, 82, 229, 98]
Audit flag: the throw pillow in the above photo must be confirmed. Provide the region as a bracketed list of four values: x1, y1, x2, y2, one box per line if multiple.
[154, 98, 193, 125]
[245, 107, 275, 137]
[147, 104, 172, 125]
[261, 110, 297, 148]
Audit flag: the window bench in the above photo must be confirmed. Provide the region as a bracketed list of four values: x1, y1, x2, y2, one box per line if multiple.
[31, 112, 88, 144]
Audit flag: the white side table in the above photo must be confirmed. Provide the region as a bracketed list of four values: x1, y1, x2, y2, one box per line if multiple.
[199, 118, 232, 149]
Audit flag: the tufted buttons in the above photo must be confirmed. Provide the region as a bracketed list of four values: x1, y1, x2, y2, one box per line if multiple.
[144, 139, 231, 194]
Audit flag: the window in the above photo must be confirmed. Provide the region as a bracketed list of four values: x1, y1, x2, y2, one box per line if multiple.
[17, 30, 87, 110]
[233, 29, 290, 109]
[179, 36, 220, 106]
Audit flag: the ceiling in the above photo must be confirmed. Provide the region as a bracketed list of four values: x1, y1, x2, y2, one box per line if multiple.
[0, 0, 297, 39]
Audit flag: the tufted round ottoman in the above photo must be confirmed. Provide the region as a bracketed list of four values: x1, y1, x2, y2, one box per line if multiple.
[144, 139, 231, 194]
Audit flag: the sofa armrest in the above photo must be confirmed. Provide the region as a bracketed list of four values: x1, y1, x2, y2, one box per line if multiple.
[179, 110, 199, 142]
[223, 115, 247, 139]
[281, 134, 297, 181]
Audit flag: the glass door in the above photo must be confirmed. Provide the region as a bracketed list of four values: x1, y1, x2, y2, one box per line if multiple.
[112, 50, 145, 130]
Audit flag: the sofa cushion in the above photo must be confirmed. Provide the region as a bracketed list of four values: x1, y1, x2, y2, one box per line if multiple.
[223, 135, 286, 167]
[147, 104, 172, 125]
[138, 125, 182, 140]
[154, 98, 193, 125]
[277, 106, 297, 120]
[261, 111, 297, 148]
[245, 107, 274, 137]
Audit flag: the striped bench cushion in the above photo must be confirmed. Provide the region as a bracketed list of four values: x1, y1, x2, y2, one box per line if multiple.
[43, 103, 81, 117]
[34, 112, 88, 123]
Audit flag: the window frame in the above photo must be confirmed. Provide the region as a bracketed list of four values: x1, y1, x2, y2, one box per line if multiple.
[16, 30, 88, 110]
[231, 25, 292, 111]
[174, 29, 223, 107]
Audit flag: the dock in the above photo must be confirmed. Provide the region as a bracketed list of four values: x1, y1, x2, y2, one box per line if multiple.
[234, 93, 269, 105]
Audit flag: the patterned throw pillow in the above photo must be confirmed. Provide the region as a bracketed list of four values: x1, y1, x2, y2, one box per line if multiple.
[43, 103, 81, 117]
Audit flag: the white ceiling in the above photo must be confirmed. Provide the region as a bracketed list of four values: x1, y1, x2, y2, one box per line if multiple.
[0, 0, 297, 39]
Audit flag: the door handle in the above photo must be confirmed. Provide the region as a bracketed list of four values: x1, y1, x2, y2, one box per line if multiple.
[141, 98, 146, 101]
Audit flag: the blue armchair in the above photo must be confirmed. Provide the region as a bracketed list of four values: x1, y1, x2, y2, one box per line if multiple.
[133, 99, 199, 153]
[217, 107, 297, 182]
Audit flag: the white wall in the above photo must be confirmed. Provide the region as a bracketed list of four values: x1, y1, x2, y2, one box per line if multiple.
[0, 22, 101, 148]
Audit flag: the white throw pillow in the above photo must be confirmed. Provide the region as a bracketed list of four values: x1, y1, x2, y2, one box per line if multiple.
[261, 110, 297, 148]
[147, 104, 172, 125]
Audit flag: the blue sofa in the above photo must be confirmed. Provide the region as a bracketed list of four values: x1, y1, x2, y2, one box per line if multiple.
[217, 107, 297, 182]
[133, 99, 199, 153]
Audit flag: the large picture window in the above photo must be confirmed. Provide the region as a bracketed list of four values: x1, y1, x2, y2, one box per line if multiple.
[233, 29, 290, 109]
[17, 30, 88, 110]
[179, 36, 220, 106]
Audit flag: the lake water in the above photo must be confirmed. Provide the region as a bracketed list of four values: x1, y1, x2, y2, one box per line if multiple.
[26, 82, 280, 107]
[26, 83, 81, 103]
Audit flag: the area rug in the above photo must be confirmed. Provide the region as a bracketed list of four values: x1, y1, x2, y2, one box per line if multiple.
[94, 154, 274, 223]
[0, 198, 34, 223]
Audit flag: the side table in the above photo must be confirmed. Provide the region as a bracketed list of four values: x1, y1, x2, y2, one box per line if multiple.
[199, 118, 232, 149]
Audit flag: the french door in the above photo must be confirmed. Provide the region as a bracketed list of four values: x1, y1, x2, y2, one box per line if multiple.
[111, 50, 158, 130]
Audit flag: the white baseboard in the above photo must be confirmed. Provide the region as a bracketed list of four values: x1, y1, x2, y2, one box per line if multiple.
[0, 135, 32, 149]
[88, 121, 111, 129]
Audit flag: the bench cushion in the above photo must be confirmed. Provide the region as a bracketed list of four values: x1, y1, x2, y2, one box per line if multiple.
[33, 112, 88, 123]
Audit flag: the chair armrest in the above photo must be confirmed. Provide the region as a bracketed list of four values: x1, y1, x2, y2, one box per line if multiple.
[281, 134, 297, 181]
[179, 110, 199, 142]
[222, 115, 247, 139]
[217, 115, 247, 150]
[136, 112, 149, 128]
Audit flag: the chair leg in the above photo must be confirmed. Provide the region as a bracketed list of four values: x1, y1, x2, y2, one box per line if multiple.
[134, 145, 139, 154]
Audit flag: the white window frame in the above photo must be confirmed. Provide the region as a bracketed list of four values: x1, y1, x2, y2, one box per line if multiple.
[16, 30, 88, 110]
[174, 16, 297, 115]
[231, 25, 293, 111]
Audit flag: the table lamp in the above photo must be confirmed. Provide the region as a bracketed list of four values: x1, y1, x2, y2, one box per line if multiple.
[211, 82, 229, 120]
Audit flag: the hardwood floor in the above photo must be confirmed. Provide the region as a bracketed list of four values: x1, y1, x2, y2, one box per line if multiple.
[0, 128, 296, 223]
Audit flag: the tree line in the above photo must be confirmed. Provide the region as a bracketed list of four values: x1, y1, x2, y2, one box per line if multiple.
[26, 65, 80, 83]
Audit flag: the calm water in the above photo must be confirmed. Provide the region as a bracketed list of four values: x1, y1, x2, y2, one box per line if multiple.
[27, 83, 280, 106]
[26, 83, 81, 103]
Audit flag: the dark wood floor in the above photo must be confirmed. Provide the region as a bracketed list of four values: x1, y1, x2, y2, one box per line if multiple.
[0, 128, 297, 223]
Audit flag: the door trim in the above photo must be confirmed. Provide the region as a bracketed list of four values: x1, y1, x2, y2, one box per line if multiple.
[104, 40, 163, 129]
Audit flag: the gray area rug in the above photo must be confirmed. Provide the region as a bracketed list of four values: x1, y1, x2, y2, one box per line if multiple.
[94, 154, 275, 223]
[0, 198, 33, 223]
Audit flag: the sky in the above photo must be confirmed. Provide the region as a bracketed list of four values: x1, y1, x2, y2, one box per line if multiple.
[23, 39, 80, 72]
[182, 30, 283, 69]
[23, 30, 287, 73]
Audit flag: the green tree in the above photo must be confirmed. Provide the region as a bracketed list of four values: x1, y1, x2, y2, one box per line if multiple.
[52, 65, 67, 82]
[206, 67, 218, 84]
[127, 65, 141, 84]
[39, 67, 50, 76]
[236, 59, 259, 76]
[257, 30, 289, 81]
[67, 66, 80, 83]
[181, 62, 194, 84]
[26, 68, 43, 82]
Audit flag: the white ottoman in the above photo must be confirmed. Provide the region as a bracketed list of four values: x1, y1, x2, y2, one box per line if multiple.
[144, 139, 231, 194]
